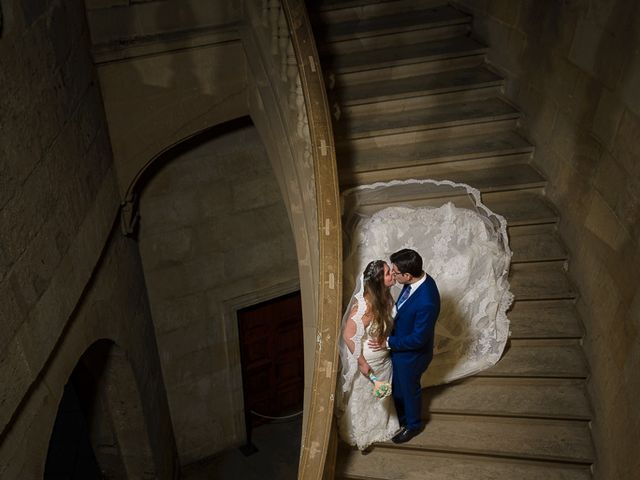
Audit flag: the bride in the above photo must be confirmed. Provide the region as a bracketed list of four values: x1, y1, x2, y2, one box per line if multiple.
[336, 260, 400, 450]
[337, 179, 513, 449]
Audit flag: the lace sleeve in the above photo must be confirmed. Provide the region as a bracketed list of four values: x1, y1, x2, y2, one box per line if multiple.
[340, 276, 367, 392]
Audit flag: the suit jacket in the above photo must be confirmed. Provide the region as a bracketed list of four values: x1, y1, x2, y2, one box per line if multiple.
[389, 275, 440, 370]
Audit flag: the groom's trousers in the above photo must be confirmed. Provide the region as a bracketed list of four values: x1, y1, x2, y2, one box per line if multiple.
[392, 356, 429, 431]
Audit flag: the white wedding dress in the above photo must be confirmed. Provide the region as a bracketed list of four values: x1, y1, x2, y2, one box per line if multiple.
[337, 179, 513, 449]
[337, 320, 400, 450]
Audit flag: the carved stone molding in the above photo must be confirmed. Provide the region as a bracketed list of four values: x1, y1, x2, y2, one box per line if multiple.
[279, 1, 342, 478]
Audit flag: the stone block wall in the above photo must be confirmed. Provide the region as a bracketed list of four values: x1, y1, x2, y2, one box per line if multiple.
[87, 0, 249, 199]
[137, 121, 300, 464]
[85, 0, 242, 47]
[94, 39, 249, 198]
[0, 0, 177, 476]
[453, 1, 640, 478]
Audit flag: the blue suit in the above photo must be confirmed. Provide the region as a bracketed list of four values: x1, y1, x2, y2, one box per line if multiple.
[389, 275, 440, 430]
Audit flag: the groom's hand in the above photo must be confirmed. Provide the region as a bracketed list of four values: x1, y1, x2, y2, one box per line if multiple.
[368, 337, 388, 352]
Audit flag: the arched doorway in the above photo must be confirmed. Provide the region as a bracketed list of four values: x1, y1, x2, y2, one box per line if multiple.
[44, 380, 102, 479]
[44, 340, 157, 479]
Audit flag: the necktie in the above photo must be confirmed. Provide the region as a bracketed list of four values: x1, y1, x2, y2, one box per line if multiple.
[396, 285, 411, 309]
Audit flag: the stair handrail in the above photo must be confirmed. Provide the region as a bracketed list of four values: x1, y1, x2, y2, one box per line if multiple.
[279, 1, 342, 478]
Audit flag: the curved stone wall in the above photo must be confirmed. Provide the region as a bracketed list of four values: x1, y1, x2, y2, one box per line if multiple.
[0, 0, 177, 476]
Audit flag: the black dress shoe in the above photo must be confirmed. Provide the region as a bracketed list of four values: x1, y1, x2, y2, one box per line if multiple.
[391, 426, 421, 444]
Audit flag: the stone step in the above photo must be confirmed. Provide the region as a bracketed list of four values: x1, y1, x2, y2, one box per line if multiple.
[509, 224, 567, 263]
[347, 188, 558, 227]
[315, 0, 448, 17]
[483, 339, 588, 378]
[382, 413, 593, 463]
[339, 161, 546, 193]
[315, 0, 393, 9]
[336, 96, 519, 141]
[335, 65, 503, 106]
[320, 23, 471, 56]
[510, 261, 577, 300]
[333, 53, 487, 87]
[484, 189, 558, 226]
[337, 447, 592, 480]
[426, 377, 591, 420]
[337, 129, 533, 172]
[323, 35, 487, 74]
[508, 299, 583, 339]
[341, 84, 504, 118]
[339, 152, 537, 191]
[316, 6, 470, 53]
[339, 116, 519, 150]
[318, 4, 468, 39]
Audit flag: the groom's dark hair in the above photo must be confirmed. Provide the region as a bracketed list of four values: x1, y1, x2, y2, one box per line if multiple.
[390, 249, 423, 277]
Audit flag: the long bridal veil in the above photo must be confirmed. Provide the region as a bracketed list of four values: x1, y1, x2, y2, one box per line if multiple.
[341, 179, 514, 387]
[337, 273, 367, 402]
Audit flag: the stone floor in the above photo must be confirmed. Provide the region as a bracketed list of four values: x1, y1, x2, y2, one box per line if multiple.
[181, 417, 302, 480]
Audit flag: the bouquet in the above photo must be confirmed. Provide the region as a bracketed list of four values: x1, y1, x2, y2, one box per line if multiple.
[368, 372, 392, 398]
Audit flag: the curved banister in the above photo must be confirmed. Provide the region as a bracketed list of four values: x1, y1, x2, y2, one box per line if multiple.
[280, 1, 342, 478]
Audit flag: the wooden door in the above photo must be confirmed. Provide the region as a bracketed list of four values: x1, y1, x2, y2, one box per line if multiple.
[238, 291, 304, 429]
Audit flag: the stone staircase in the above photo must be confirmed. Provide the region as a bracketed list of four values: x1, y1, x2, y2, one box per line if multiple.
[308, 0, 595, 478]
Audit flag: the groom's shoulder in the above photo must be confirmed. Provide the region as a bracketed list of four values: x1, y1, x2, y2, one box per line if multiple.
[425, 274, 439, 290]
[420, 276, 440, 300]
[420, 274, 437, 290]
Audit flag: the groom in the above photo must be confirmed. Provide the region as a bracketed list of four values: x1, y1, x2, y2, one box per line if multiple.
[369, 248, 440, 444]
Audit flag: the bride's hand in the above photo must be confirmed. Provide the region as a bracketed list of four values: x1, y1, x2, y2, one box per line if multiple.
[357, 357, 371, 376]
[368, 337, 387, 352]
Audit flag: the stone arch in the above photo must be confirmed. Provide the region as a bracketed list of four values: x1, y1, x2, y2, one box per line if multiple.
[44, 339, 157, 479]
[131, 114, 312, 458]
[119, 115, 252, 236]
